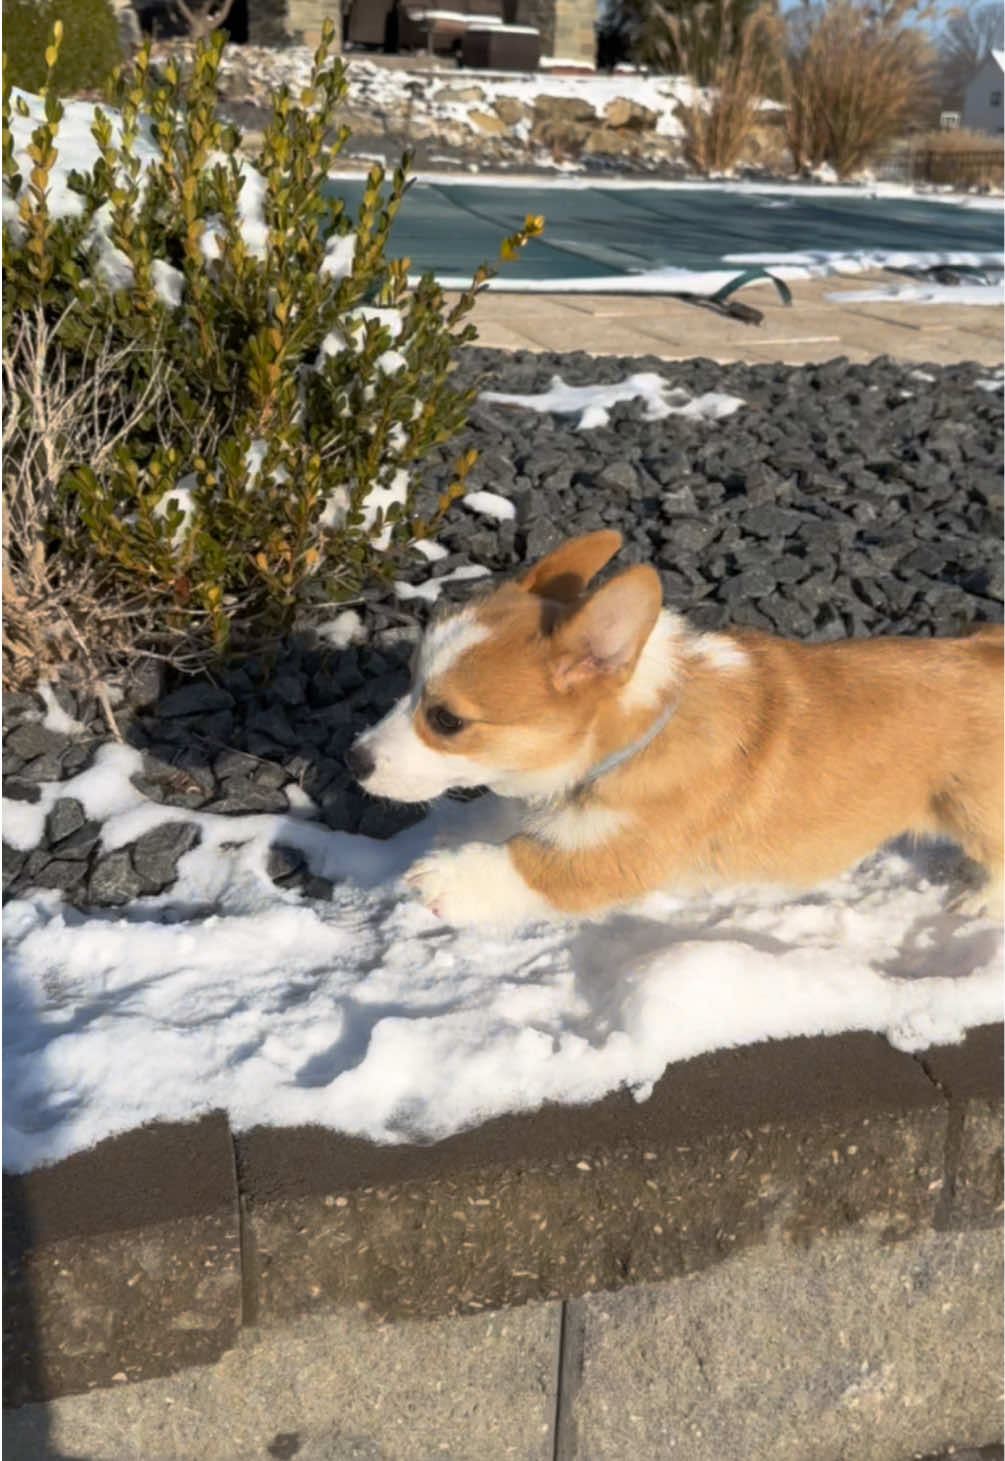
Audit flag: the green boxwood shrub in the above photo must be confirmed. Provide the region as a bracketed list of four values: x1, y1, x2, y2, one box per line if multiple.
[2, 0, 123, 95]
[2, 23, 543, 655]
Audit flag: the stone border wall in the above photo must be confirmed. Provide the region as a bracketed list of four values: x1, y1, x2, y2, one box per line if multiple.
[4, 1024, 1001, 1407]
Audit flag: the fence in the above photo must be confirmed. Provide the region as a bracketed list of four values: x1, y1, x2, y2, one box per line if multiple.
[872, 146, 1004, 190]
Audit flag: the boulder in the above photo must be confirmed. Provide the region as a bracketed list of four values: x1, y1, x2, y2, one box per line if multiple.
[531, 94, 597, 127]
[493, 96, 531, 127]
[468, 109, 508, 136]
[433, 85, 486, 104]
[603, 97, 659, 131]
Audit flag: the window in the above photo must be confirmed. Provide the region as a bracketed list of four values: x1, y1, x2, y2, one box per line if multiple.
[991, 89, 1002, 106]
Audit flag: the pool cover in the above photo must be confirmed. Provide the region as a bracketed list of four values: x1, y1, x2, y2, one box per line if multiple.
[323, 179, 1005, 286]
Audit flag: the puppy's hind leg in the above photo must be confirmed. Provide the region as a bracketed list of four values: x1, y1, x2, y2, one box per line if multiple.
[932, 782, 1004, 919]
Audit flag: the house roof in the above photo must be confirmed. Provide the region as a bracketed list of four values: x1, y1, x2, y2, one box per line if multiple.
[990, 48, 1005, 73]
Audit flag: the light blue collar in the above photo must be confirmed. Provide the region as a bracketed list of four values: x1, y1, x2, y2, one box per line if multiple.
[578, 698, 678, 788]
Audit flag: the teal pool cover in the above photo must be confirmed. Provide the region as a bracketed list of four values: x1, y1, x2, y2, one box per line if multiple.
[324, 179, 1004, 286]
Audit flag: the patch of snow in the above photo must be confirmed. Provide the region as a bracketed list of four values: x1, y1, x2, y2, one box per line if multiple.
[316, 608, 367, 648]
[463, 490, 516, 521]
[151, 257, 185, 307]
[826, 282, 1003, 307]
[412, 538, 450, 562]
[376, 348, 408, 375]
[37, 684, 87, 737]
[725, 247, 1004, 275]
[364, 467, 410, 550]
[153, 474, 198, 546]
[321, 231, 357, 280]
[2, 743, 146, 852]
[395, 563, 492, 602]
[2, 772, 1000, 1172]
[480, 373, 745, 429]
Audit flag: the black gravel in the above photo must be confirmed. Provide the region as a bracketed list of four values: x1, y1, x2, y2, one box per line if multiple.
[4, 350, 1002, 908]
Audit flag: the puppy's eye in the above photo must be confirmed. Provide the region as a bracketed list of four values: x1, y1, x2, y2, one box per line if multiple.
[427, 703, 465, 736]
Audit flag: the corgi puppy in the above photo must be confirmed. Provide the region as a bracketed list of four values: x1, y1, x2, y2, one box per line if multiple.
[347, 531, 1004, 926]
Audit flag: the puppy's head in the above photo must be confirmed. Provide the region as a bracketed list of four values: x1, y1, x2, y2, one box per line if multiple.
[348, 531, 664, 802]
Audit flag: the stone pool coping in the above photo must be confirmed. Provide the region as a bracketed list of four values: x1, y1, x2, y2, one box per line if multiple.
[3, 1021, 1002, 1407]
[449, 274, 1005, 367]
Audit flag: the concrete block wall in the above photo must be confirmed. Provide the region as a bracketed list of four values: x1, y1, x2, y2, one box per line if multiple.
[514, 0, 596, 63]
[548, 0, 596, 63]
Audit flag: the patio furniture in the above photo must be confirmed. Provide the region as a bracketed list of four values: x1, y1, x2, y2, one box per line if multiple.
[396, 0, 539, 58]
[461, 22, 540, 69]
[344, 0, 398, 47]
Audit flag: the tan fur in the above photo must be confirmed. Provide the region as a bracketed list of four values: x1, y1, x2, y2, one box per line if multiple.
[417, 533, 1004, 917]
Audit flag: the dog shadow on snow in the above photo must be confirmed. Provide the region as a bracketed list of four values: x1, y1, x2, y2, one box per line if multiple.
[560, 833, 1000, 1043]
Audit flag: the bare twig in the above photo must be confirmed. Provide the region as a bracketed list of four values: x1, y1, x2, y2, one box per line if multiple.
[172, 0, 236, 42]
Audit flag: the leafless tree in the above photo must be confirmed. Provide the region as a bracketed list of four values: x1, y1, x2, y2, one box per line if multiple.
[937, 2, 1004, 109]
[171, 0, 237, 42]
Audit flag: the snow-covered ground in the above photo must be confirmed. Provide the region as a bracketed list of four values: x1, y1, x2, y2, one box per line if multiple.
[3, 741, 1001, 1174]
[480, 372, 746, 427]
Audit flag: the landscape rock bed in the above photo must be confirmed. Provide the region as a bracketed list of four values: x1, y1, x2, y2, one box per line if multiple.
[2, 351, 1002, 910]
[153, 45, 728, 177]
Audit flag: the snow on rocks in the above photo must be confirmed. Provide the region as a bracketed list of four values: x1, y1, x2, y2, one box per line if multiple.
[462, 489, 518, 521]
[150, 42, 715, 175]
[394, 562, 492, 601]
[481, 372, 746, 429]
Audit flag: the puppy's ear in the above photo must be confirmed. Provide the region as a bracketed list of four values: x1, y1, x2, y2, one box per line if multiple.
[548, 565, 663, 693]
[518, 530, 622, 604]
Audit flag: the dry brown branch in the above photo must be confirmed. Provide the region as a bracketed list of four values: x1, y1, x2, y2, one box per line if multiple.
[1, 304, 210, 689]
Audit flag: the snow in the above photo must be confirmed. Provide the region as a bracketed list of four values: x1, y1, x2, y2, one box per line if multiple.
[315, 608, 367, 649]
[481, 373, 745, 429]
[153, 475, 198, 545]
[727, 247, 1004, 273]
[3, 768, 1000, 1173]
[431, 249, 1004, 297]
[463, 490, 517, 521]
[827, 282, 1003, 307]
[394, 563, 492, 601]
[412, 537, 450, 562]
[37, 684, 87, 737]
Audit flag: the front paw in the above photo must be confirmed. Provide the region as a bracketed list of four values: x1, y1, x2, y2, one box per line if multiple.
[405, 844, 548, 927]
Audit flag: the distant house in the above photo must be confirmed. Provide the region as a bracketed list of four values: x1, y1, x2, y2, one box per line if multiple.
[962, 49, 1005, 135]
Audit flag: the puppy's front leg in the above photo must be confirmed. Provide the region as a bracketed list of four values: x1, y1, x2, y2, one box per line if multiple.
[406, 842, 551, 927]
[406, 832, 653, 926]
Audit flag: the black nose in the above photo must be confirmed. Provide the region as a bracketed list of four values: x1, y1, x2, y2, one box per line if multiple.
[345, 742, 375, 782]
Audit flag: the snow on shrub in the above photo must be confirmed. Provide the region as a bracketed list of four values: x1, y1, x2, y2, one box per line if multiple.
[1, 23, 543, 654]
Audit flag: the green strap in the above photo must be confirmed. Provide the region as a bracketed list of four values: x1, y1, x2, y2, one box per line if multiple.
[708, 266, 793, 307]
